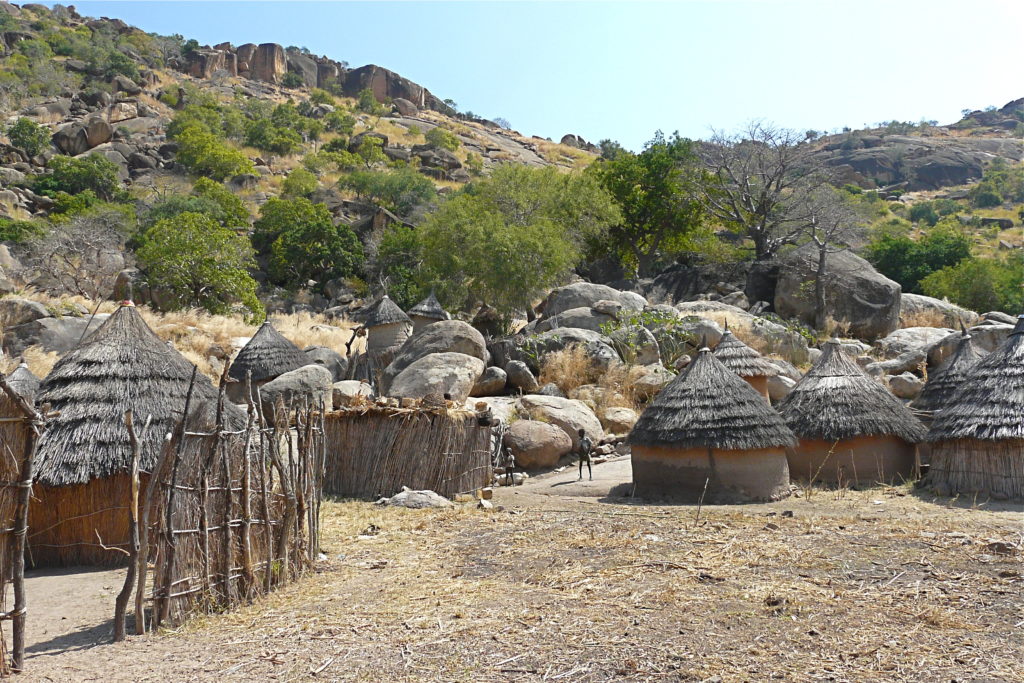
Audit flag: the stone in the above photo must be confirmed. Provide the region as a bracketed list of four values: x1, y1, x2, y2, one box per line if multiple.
[599, 406, 638, 434]
[675, 301, 809, 365]
[537, 382, 566, 398]
[470, 366, 507, 397]
[517, 394, 603, 449]
[377, 487, 453, 509]
[766, 374, 796, 402]
[392, 98, 418, 116]
[332, 380, 373, 408]
[928, 323, 1012, 367]
[513, 327, 617, 372]
[981, 311, 1016, 325]
[260, 365, 334, 416]
[534, 306, 614, 333]
[591, 299, 623, 317]
[381, 320, 487, 393]
[342, 64, 452, 114]
[889, 373, 924, 400]
[463, 396, 519, 425]
[899, 293, 979, 329]
[108, 102, 137, 123]
[775, 243, 901, 339]
[286, 51, 318, 88]
[609, 325, 660, 365]
[541, 282, 647, 320]
[111, 75, 141, 95]
[0, 297, 50, 329]
[874, 327, 954, 360]
[303, 345, 348, 381]
[251, 43, 287, 83]
[387, 352, 485, 403]
[503, 420, 572, 469]
[505, 360, 539, 394]
[633, 363, 675, 399]
[865, 350, 927, 377]
[670, 314, 724, 347]
[719, 291, 749, 309]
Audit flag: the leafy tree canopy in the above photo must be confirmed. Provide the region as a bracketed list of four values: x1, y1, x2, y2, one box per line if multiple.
[342, 167, 435, 216]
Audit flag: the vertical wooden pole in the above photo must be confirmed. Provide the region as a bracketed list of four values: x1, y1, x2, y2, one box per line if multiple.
[239, 374, 256, 599]
[114, 410, 142, 642]
[254, 386, 274, 593]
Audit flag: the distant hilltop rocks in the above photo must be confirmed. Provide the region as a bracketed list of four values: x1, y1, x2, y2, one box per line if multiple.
[178, 42, 455, 116]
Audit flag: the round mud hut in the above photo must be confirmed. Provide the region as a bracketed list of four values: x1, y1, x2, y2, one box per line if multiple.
[912, 326, 986, 419]
[712, 325, 779, 400]
[360, 295, 412, 352]
[29, 302, 244, 567]
[226, 320, 307, 403]
[407, 291, 450, 335]
[628, 346, 796, 503]
[776, 339, 927, 486]
[926, 314, 1024, 500]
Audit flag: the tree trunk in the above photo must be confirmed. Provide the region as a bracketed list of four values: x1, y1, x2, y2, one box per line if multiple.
[813, 245, 828, 331]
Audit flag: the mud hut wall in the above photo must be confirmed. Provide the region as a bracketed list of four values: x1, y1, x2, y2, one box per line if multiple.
[786, 434, 917, 485]
[410, 316, 437, 336]
[742, 375, 770, 401]
[366, 322, 411, 352]
[322, 410, 493, 499]
[929, 438, 1024, 499]
[632, 444, 790, 503]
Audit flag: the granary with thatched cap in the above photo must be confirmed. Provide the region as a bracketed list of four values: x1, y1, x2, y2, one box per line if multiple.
[712, 323, 779, 400]
[628, 345, 796, 503]
[926, 314, 1024, 499]
[776, 339, 927, 486]
[913, 326, 987, 417]
[226, 320, 307, 402]
[358, 295, 412, 352]
[30, 302, 245, 567]
[6, 361, 40, 402]
[407, 291, 450, 334]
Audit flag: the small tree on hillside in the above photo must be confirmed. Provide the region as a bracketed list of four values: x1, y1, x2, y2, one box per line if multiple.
[6, 117, 50, 157]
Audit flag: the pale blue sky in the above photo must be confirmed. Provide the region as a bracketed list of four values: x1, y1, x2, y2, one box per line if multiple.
[44, 1, 1024, 150]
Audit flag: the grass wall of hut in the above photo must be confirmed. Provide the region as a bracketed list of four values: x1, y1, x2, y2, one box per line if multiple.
[786, 435, 917, 486]
[322, 408, 492, 500]
[631, 445, 791, 503]
[28, 474, 142, 568]
[929, 438, 1024, 500]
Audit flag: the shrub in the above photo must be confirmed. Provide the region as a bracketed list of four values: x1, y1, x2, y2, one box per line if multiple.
[309, 88, 334, 105]
[0, 218, 45, 243]
[35, 153, 123, 200]
[341, 167, 435, 215]
[174, 123, 254, 181]
[244, 118, 302, 156]
[424, 126, 460, 151]
[324, 110, 356, 135]
[281, 71, 304, 88]
[281, 168, 318, 198]
[6, 117, 51, 157]
[865, 222, 972, 293]
[142, 178, 249, 235]
[356, 88, 385, 115]
[921, 254, 1024, 314]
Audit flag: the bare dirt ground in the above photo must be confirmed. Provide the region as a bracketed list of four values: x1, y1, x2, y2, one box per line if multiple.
[19, 456, 1024, 682]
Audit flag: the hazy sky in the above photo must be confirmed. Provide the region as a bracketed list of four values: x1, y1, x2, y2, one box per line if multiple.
[43, 1, 1024, 150]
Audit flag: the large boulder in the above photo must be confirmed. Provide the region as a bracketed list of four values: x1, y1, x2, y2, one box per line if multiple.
[513, 328, 617, 372]
[0, 297, 50, 329]
[286, 51, 318, 88]
[775, 244, 901, 340]
[889, 373, 924, 400]
[609, 325, 660, 365]
[766, 374, 796, 402]
[251, 43, 286, 83]
[381, 320, 487, 393]
[332, 380, 373, 408]
[502, 420, 572, 470]
[540, 282, 646, 320]
[676, 301, 810, 365]
[303, 345, 348, 381]
[517, 395, 603, 449]
[874, 326, 954, 360]
[927, 323, 1012, 367]
[534, 306, 615, 333]
[899, 293, 979, 329]
[260, 365, 334, 415]
[632, 363, 675, 400]
[598, 406, 638, 434]
[387, 352, 485, 403]
[464, 396, 519, 425]
[470, 366, 507, 397]
[378, 487, 453, 509]
[505, 360, 539, 394]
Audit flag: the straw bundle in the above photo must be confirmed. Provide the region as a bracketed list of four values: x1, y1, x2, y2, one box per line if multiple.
[913, 329, 986, 415]
[629, 347, 795, 450]
[227, 321, 307, 384]
[776, 340, 926, 443]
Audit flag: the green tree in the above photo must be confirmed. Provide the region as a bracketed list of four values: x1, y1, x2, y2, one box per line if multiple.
[142, 178, 249, 235]
[6, 117, 51, 157]
[173, 123, 254, 181]
[356, 88, 384, 114]
[342, 167, 435, 215]
[424, 126, 460, 151]
[34, 153, 122, 200]
[137, 212, 263, 320]
[921, 253, 1024, 314]
[590, 131, 705, 276]
[253, 198, 364, 289]
[375, 223, 426, 309]
[865, 222, 972, 293]
[244, 118, 302, 156]
[281, 168, 318, 198]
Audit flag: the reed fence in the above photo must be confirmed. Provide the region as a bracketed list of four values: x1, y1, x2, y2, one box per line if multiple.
[322, 405, 492, 500]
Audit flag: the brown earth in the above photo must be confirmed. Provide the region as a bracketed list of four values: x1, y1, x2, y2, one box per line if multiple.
[15, 456, 1024, 682]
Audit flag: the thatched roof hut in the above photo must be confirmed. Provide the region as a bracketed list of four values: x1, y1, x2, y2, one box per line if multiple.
[408, 291, 450, 334]
[30, 302, 244, 567]
[912, 327, 986, 415]
[712, 325, 779, 399]
[358, 295, 411, 352]
[228, 321, 307, 387]
[629, 346, 795, 502]
[926, 314, 1024, 499]
[776, 339, 926, 485]
[6, 362, 40, 401]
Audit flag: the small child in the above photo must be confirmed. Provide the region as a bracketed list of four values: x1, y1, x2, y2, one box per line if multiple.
[577, 428, 593, 481]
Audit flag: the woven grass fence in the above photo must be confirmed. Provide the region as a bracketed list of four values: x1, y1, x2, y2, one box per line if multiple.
[136, 390, 325, 632]
[929, 438, 1024, 499]
[322, 406, 493, 500]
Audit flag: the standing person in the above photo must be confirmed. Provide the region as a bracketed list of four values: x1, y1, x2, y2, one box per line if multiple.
[577, 428, 593, 481]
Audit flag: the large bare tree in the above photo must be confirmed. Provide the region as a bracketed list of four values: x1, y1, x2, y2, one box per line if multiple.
[701, 122, 831, 261]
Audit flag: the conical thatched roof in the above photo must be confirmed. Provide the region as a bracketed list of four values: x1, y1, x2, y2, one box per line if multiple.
[629, 347, 796, 450]
[408, 291, 449, 321]
[6, 362, 40, 401]
[227, 321, 306, 384]
[776, 340, 926, 443]
[912, 329, 986, 414]
[358, 295, 411, 328]
[927, 314, 1024, 442]
[34, 303, 243, 487]
[713, 327, 779, 378]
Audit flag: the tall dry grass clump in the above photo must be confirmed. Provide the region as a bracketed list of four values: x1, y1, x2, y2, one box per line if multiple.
[538, 346, 603, 395]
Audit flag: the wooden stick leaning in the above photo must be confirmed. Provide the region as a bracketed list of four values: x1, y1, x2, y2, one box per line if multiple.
[114, 410, 150, 642]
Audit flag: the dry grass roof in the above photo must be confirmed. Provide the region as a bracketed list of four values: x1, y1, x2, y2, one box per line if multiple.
[713, 328, 780, 378]
[927, 315, 1024, 442]
[776, 340, 926, 443]
[227, 321, 307, 384]
[6, 362, 40, 401]
[628, 347, 796, 450]
[408, 291, 449, 321]
[34, 304, 243, 488]
[912, 330, 987, 414]
[358, 295, 411, 327]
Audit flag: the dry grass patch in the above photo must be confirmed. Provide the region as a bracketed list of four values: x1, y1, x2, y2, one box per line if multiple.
[538, 346, 603, 395]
